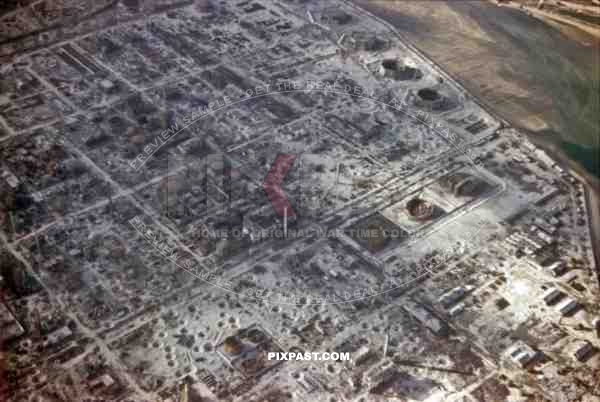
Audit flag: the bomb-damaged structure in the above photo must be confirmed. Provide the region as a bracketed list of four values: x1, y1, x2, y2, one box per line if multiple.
[0, 0, 598, 401]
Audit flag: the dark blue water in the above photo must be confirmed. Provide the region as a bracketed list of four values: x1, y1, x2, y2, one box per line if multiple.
[562, 142, 600, 177]
[354, 0, 599, 177]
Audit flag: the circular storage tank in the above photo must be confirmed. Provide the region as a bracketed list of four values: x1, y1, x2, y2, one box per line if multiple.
[406, 197, 435, 221]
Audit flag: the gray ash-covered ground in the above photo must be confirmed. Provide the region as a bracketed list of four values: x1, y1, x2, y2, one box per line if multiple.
[0, 1, 598, 402]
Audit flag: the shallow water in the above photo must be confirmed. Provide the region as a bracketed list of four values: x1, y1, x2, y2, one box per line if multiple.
[354, 0, 599, 176]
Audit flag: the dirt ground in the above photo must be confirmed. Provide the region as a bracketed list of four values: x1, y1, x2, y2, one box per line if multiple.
[352, 0, 600, 282]
[354, 0, 598, 161]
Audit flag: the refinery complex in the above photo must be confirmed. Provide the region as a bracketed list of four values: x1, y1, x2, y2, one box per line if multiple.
[0, 0, 599, 401]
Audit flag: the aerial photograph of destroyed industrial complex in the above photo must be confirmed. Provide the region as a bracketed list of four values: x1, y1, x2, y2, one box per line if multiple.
[0, 0, 598, 401]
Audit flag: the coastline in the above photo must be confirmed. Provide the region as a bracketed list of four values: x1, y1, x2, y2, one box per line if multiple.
[492, 0, 600, 42]
[351, 0, 599, 163]
[343, 1, 598, 186]
[344, 0, 600, 280]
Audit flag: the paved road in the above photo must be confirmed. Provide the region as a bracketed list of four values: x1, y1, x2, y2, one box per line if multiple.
[353, 0, 599, 175]
[350, 0, 600, 288]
